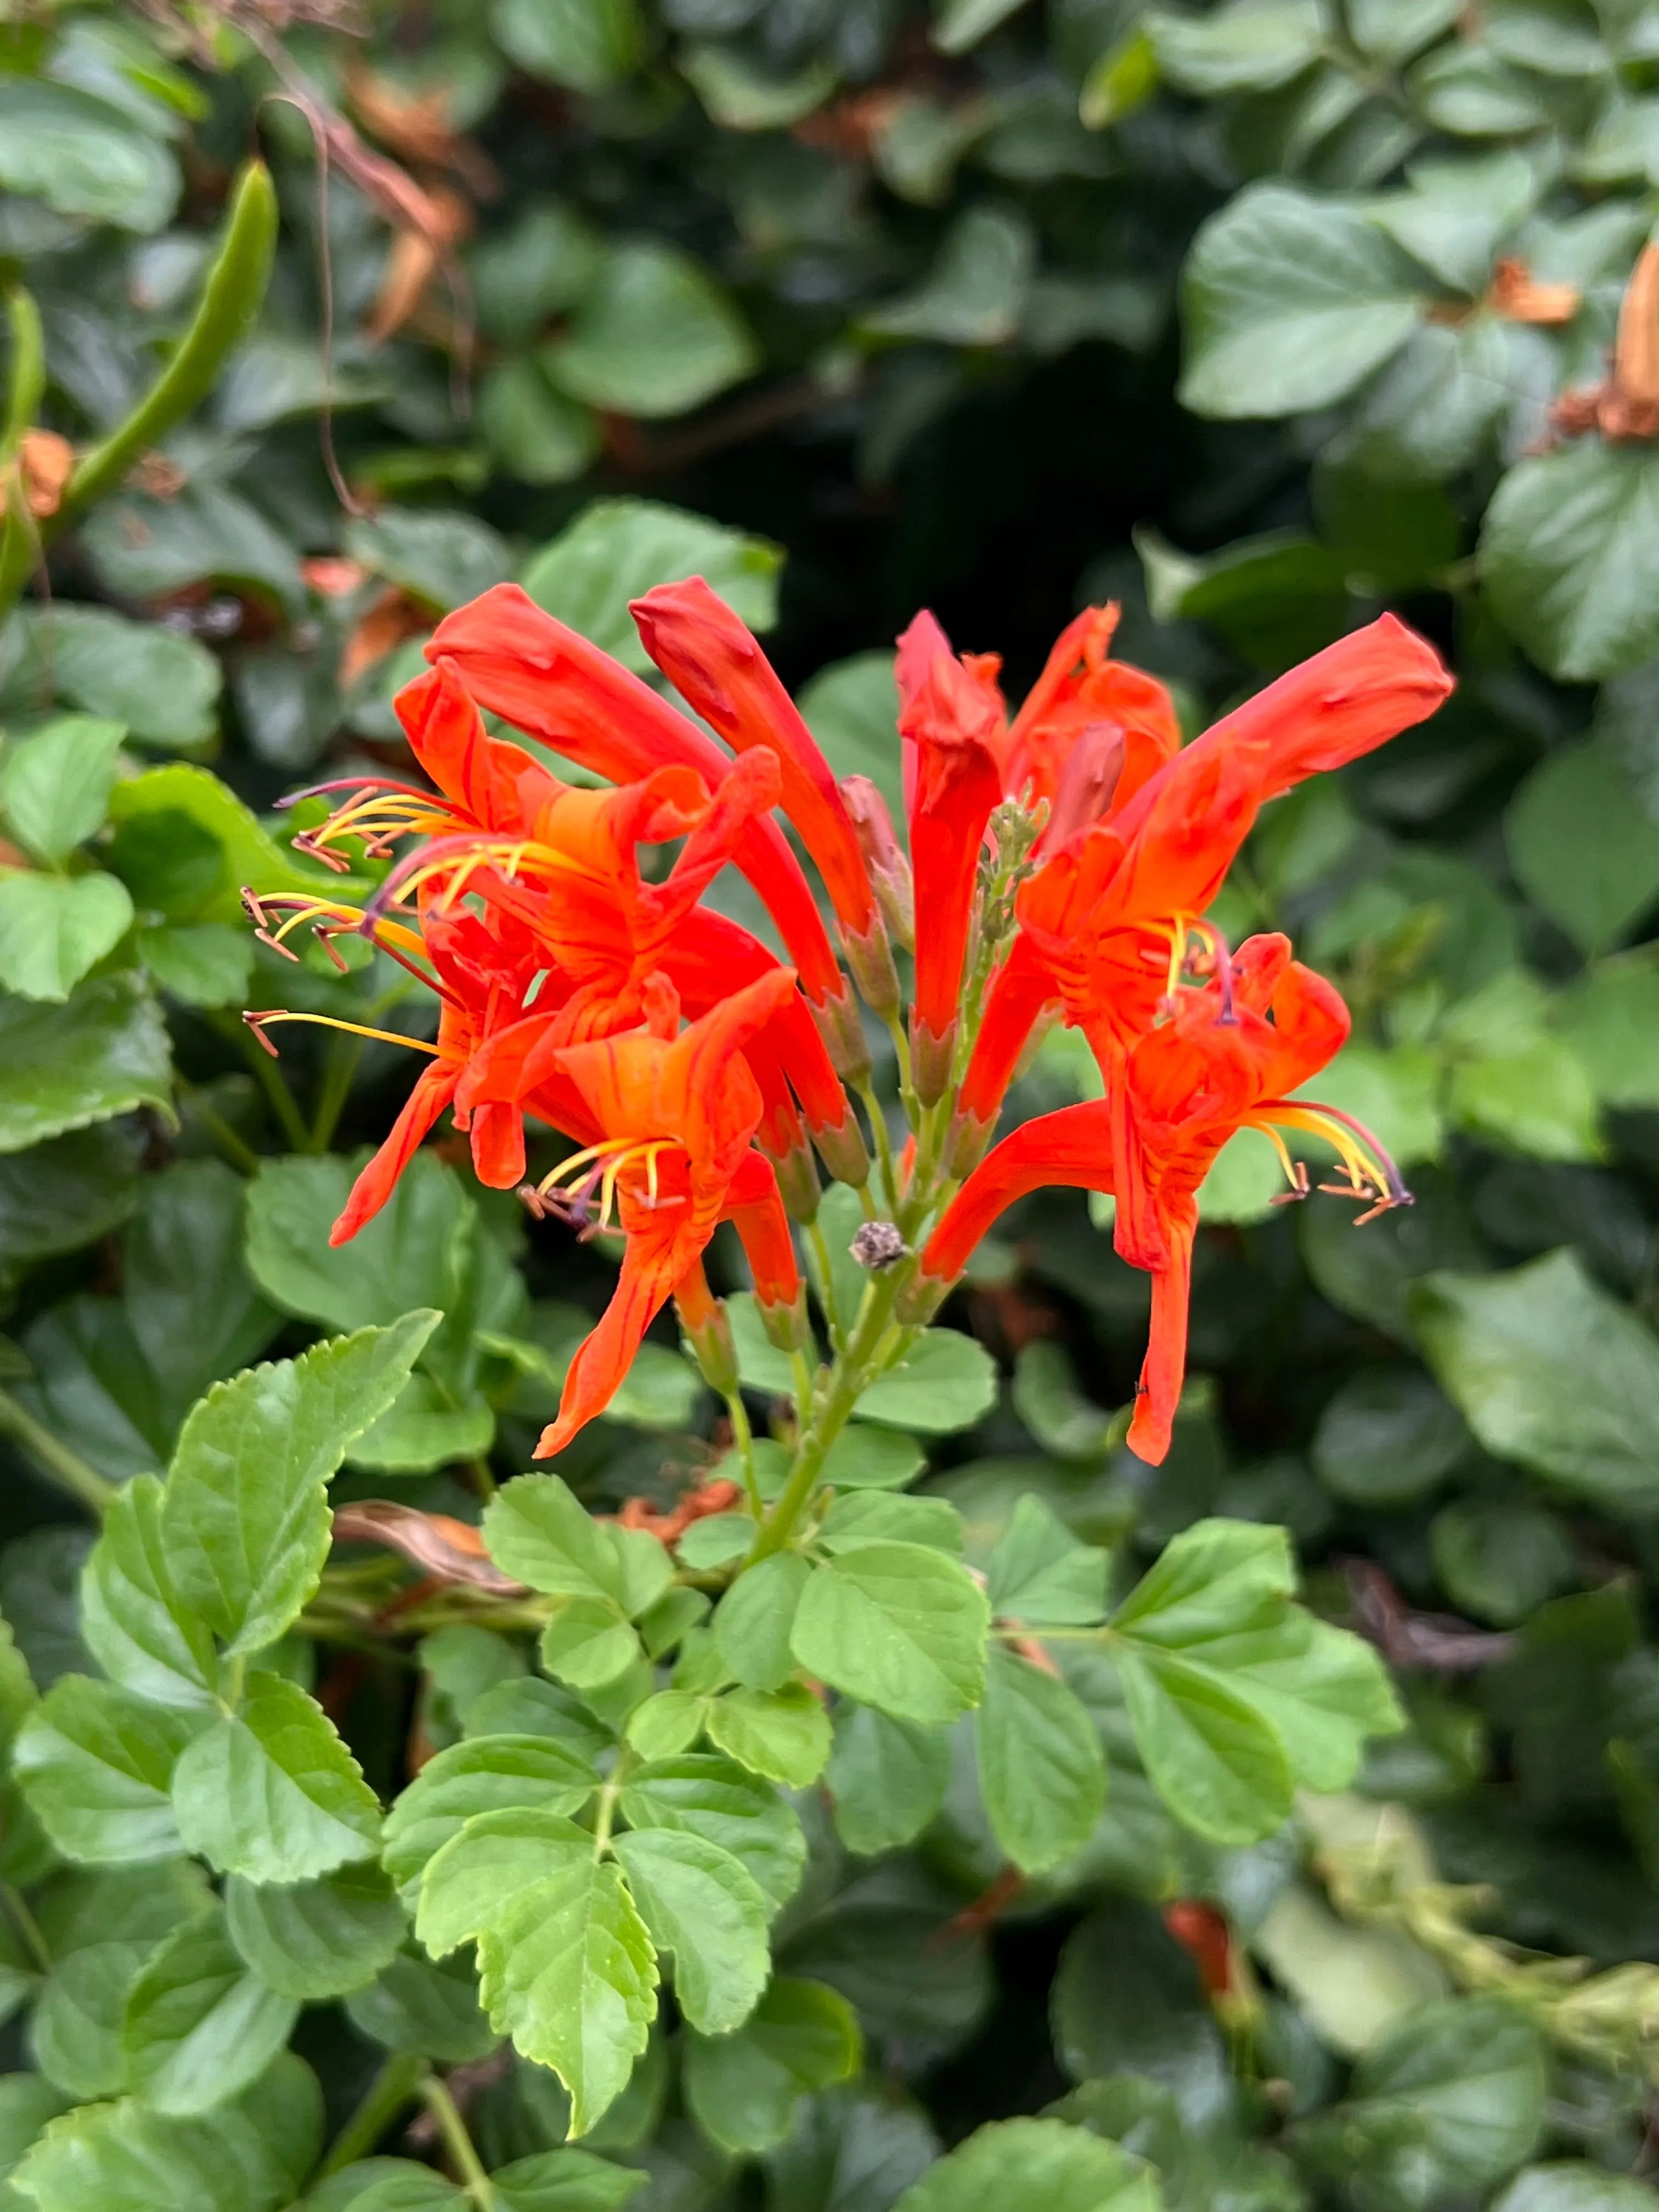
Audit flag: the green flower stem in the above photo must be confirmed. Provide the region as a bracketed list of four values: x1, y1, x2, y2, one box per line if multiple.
[419, 2069, 494, 2205]
[1, 1884, 49, 1974]
[590, 1748, 637, 1858]
[804, 1218, 842, 1348]
[724, 1387, 764, 1516]
[314, 2050, 427, 2178]
[213, 1009, 313, 1152]
[856, 1080, 900, 1215]
[308, 1031, 365, 1153]
[749, 1266, 905, 1562]
[0, 1386, 114, 1518]
[176, 1076, 261, 1176]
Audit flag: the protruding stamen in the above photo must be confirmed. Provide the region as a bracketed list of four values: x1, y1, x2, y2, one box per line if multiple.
[242, 1009, 443, 1059]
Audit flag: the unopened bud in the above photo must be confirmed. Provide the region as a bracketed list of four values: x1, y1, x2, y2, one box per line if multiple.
[911, 1013, 957, 1108]
[812, 1108, 871, 1192]
[843, 917, 901, 1019]
[758, 1285, 812, 1355]
[843, 776, 915, 950]
[1046, 722, 1126, 852]
[812, 981, 872, 1088]
[679, 1300, 740, 1397]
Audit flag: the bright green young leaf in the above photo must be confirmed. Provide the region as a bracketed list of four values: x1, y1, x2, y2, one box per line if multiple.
[519, 498, 782, 676]
[122, 1904, 298, 2114]
[544, 244, 758, 419]
[975, 1647, 1106, 1874]
[681, 1978, 861, 2155]
[612, 1828, 770, 2035]
[298, 2158, 466, 2211]
[818, 1426, 927, 1492]
[1412, 1250, 1659, 1511]
[1112, 1519, 1294, 1645]
[617, 1753, 804, 1914]
[483, 1474, 628, 1605]
[0, 871, 135, 1003]
[13, 1675, 198, 1864]
[792, 1545, 989, 1723]
[382, 1735, 599, 1893]
[891, 2115, 1162, 2212]
[824, 1703, 951, 1855]
[1113, 1648, 1294, 1845]
[817, 1493, 962, 1555]
[1, 716, 126, 865]
[106, 764, 345, 923]
[443, 1815, 657, 2136]
[1482, 441, 1659, 681]
[706, 1684, 832, 1787]
[223, 1863, 408, 1999]
[986, 1495, 1108, 1626]
[160, 1313, 437, 1655]
[539, 1601, 641, 1692]
[170, 1673, 382, 1884]
[856, 1330, 997, 1433]
[1181, 183, 1420, 419]
[0, 974, 172, 1154]
[714, 1555, 811, 1692]
[80, 1475, 217, 1711]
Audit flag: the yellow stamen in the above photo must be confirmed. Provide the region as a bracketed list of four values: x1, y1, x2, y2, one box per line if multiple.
[243, 1011, 443, 1058]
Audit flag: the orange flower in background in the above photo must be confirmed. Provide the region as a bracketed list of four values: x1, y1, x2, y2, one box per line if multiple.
[526, 969, 803, 1456]
[922, 935, 1409, 1462]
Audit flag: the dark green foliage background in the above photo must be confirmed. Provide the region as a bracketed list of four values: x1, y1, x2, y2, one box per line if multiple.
[3, 0, 1659, 2204]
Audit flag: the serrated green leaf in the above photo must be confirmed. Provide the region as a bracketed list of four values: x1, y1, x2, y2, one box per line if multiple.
[223, 1863, 407, 2000]
[13, 1675, 198, 1865]
[160, 1314, 438, 1656]
[484, 1474, 627, 1605]
[618, 1754, 804, 1913]
[0, 975, 172, 1154]
[1113, 1648, 1293, 1846]
[713, 1554, 809, 1692]
[855, 1330, 997, 1434]
[1482, 441, 1659, 681]
[81, 1476, 217, 1711]
[171, 1673, 382, 1884]
[544, 245, 757, 419]
[30, 1938, 150, 2100]
[384, 1736, 599, 1894]
[613, 1827, 769, 2034]
[706, 1684, 831, 1786]
[824, 1703, 951, 1856]
[681, 1978, 860, 2156]
[792, 1544, 989, 1724]
[985, 1496, 1108, 1626]
[975, 1647, 1105, 1874]
[122, 1903, 298, 2114]
[1181, 183, 1420, 419]
[1, 716, 125, 865]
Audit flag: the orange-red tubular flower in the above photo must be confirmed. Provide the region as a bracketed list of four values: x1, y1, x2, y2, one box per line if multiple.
[424, 585, 848, 1018]
[956, 616, 1454, 1139]
[529, 970, 803, 1456]
[630, 579, 897, 1007]
[924, 939, 1408, 1466]
[896, 612, 1006, 1101]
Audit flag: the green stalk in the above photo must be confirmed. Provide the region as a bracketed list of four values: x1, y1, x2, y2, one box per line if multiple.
[1, 287, 44, 460]
[314, 2052, 427, 2177]
[419, 2072, 495, 2206]
[748, 1268, 905, 1561]
[0, 1386, 114, 1518]
[0, 160, 278, 623]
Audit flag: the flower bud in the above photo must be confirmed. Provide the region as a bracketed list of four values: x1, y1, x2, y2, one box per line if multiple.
[842, 776, 915, 950]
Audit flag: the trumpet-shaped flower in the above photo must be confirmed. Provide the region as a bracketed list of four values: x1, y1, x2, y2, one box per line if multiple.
[921, 936, 1410, 1464]
[525, 968, 803, 1455]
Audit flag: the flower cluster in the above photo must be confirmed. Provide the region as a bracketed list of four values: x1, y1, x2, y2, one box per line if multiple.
[246, 580, 1451, 1465]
